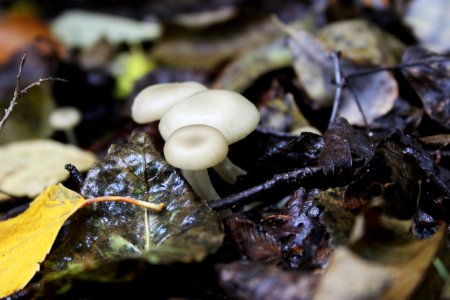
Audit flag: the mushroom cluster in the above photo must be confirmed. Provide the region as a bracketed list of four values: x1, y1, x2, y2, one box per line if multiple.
[132, 82, 260, 201]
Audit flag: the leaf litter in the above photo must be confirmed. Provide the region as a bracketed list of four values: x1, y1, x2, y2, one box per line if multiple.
[1, 1, 450, 299]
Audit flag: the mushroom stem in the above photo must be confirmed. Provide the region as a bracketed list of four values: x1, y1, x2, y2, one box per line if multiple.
[64, 129, 78, 145]
[213, 157, 247, 185]
[181, 169, 220, 201]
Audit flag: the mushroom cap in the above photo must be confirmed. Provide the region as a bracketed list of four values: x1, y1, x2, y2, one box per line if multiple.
[131, 81, 208, 124]
[49, 106, 82, 130]
[159, 89, 260, 144]
[163, 124, 228, 170]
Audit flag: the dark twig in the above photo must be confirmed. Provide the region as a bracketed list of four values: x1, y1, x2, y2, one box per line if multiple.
[328, 51, 346, 127]
[209, 167, 322, 211]
[0, 53, 67, 130]
[65, 164, 85, 187]
[345, 57, 449, 80]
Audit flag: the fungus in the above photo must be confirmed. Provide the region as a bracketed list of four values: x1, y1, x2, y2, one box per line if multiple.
[159, 89, 259, 185]
[163, 124, 228, 201]
[131, 81, 208, 124]
[49, 106, 82, 144]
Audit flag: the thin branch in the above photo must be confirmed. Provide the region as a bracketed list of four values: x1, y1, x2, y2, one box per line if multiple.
[0, 53, 67, 130]
[345, 57, 450, 80]
[328, 51, 346, 127]
[208, 166, 322, 211]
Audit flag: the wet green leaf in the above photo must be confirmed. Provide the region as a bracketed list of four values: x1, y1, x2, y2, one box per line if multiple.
[45, 131, 223, 274]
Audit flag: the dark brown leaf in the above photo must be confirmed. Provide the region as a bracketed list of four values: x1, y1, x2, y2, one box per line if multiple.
[401, 47, 450, 129]
[219, 261, 318, 300]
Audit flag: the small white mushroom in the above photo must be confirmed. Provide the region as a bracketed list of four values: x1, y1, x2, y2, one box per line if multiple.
[49, 106, 82, 144]
[159, 89, 260, 144]
[163, 124, 228, 201]
[131, 81, 208, 124]
[159, 89, 260, 185]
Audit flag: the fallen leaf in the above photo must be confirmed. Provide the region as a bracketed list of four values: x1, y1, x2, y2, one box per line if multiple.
[0, 139, 96, 201]
[110, 46, 155, 98]
[152, 14, 280, 69]
[212, 37, 293, 92]
[51, 9, 161, 49]
[0, 12, 65, 64]
[401, 47, 450, 129]
[0, 184, 85, 298]
[315, 207, 448, 299]
[316, 19, 404, 66]
[44, 131, 223, 276]
[258, 88, 314, 134]
[219, 261, 318, 300]
[288, 30, 398, 125]
[404, 0, 450, 53]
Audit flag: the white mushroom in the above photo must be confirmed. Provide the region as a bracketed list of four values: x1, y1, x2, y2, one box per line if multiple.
[159, 89, 260, 185]
[159, 89, 260, 144]
[49, 106, 82, 144]
[163, 124, 228, 201]
[131, 81, 208, 124]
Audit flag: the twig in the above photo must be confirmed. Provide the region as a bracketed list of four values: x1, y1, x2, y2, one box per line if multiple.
[0, 53, 67, 130]
[208, 166, 322, 211]
[345, 57, 450, 80]
[328, 51, 346, 127]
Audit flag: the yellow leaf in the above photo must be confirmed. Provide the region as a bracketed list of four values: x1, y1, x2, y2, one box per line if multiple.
[0, 184, 85, 298]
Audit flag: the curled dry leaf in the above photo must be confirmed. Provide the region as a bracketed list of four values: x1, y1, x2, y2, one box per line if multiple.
[0, 139, 96, 201]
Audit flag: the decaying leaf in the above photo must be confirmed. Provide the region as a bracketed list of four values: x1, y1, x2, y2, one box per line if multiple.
[405, 0, 450, 53]
[0, 184, 85, 298]
[315, 206, 448, 299]
[258, 88, 315, 134]
[0, 12, 65, 64]
[151, 14, 280, 69]
[51, 10, 161, 49]
[401, 47, 450, 129]
[0, 139, 96, 201]
[212, 37, 293, 92]
[288, 29, 398, 125]
[288, 29, 333, 107]
[219, 261, 318, 300]
[316, 19, 404, 66]
[44, 131, 223, 275]
[225, 213, 282, 263]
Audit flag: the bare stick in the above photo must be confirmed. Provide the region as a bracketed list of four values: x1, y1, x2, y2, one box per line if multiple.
[208, 166, 322, 211]
[345, 57, 449, 80]
[0, 53, 67, 130]
[328, 51, 345, 127]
